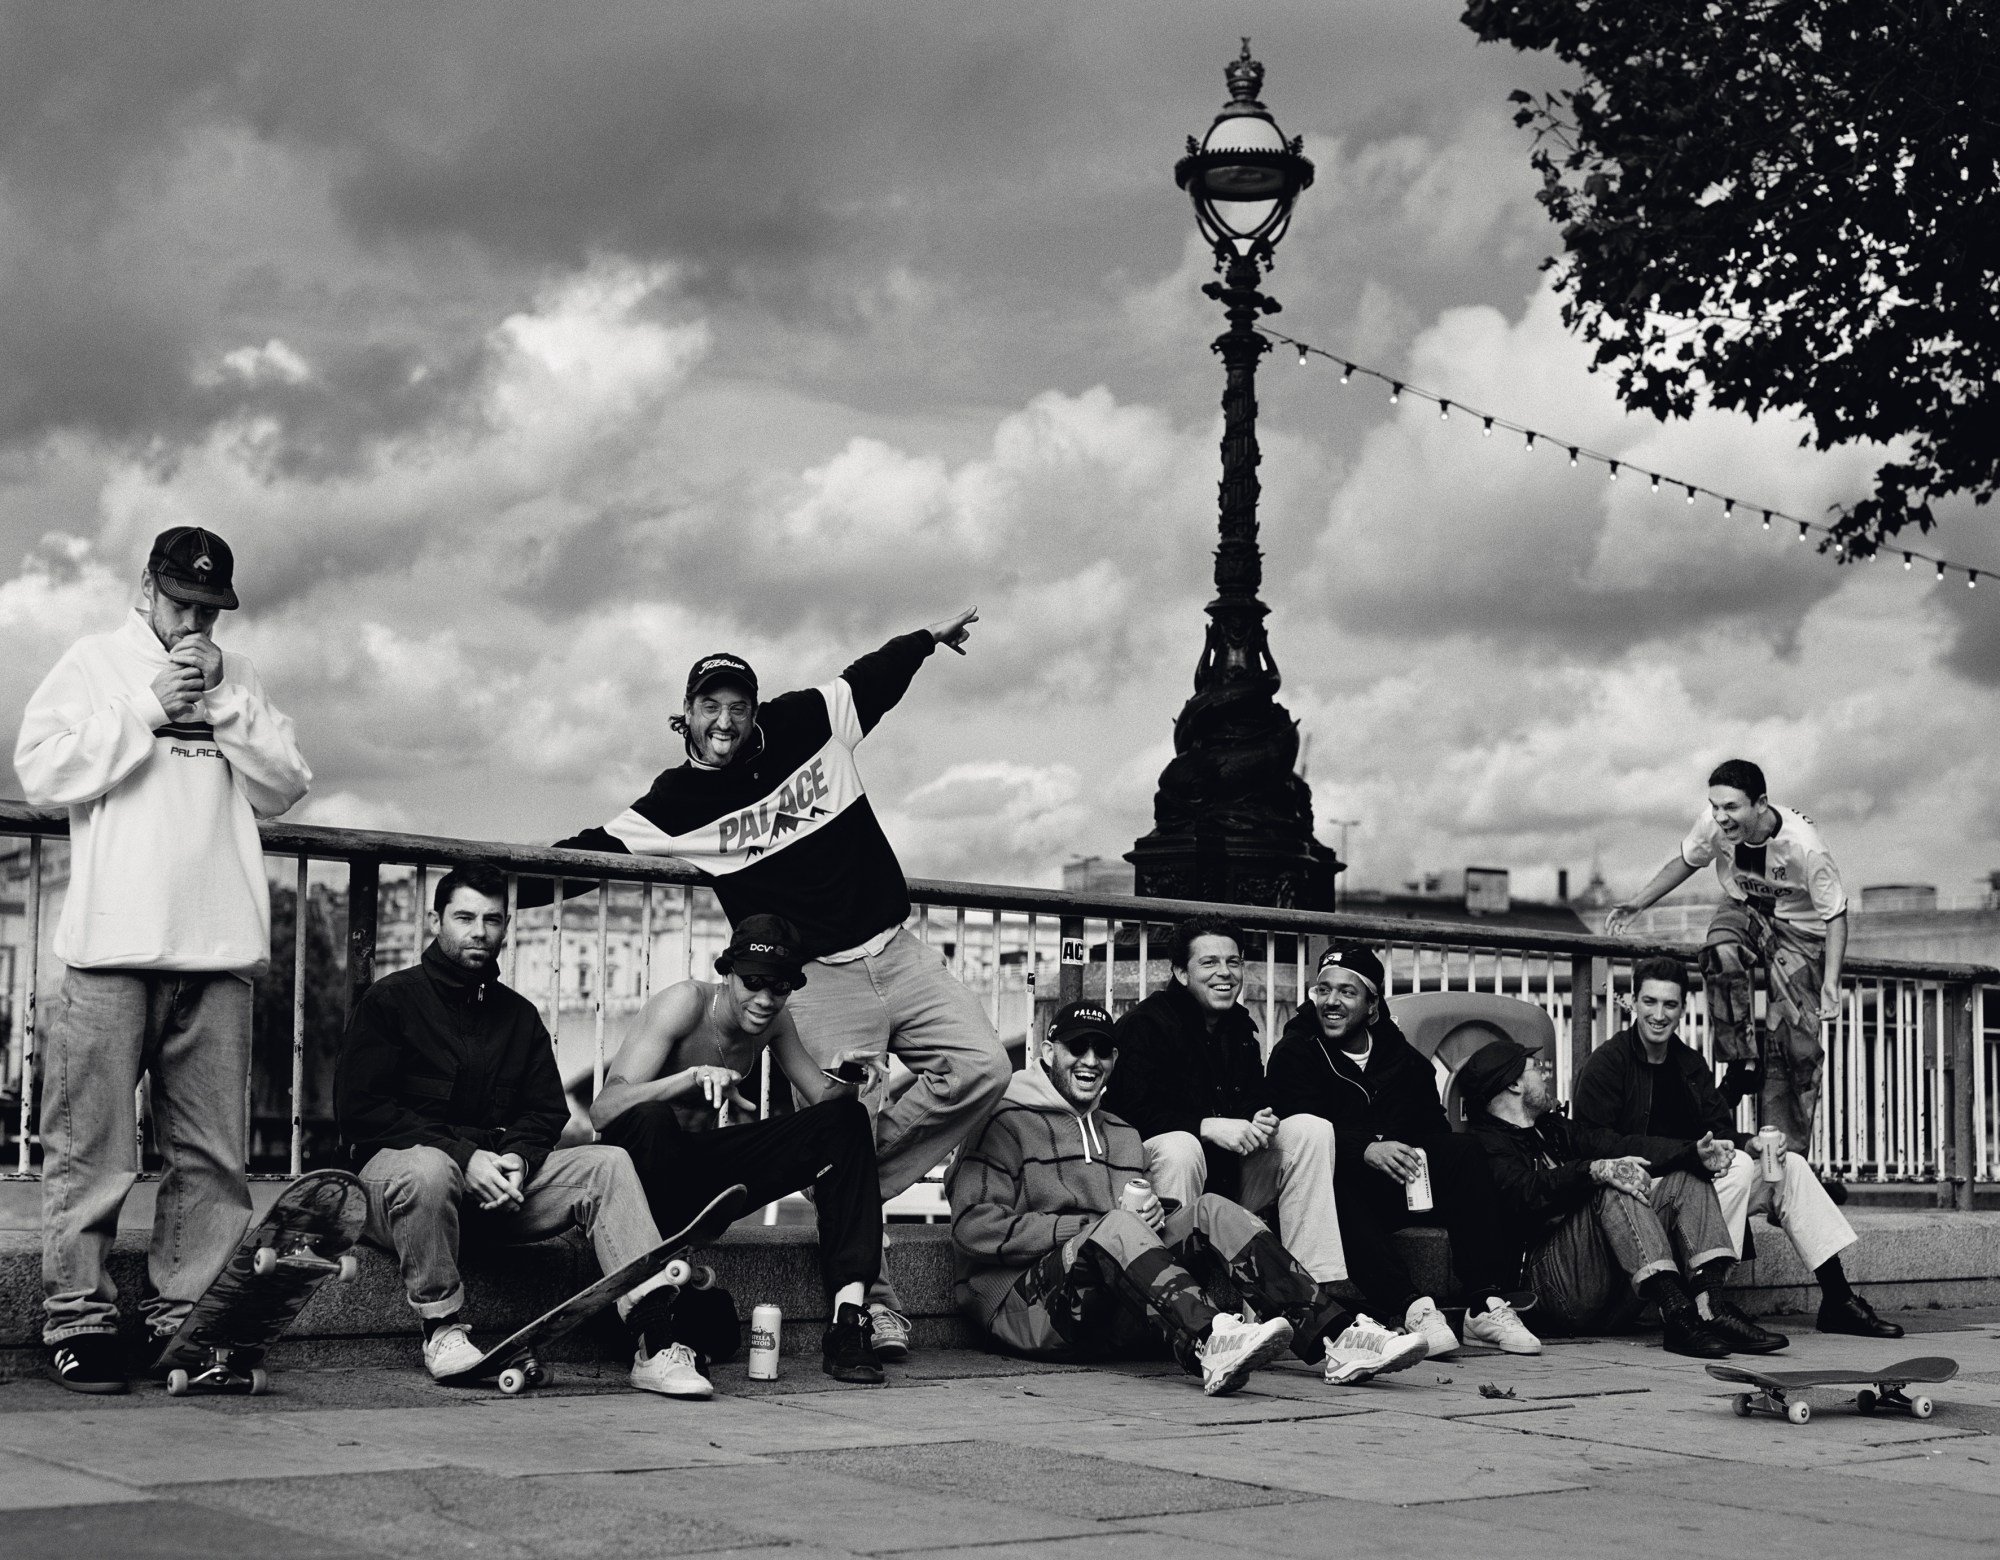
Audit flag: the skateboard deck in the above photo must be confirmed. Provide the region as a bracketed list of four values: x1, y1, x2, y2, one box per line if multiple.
[1708, 1355, 1957, 1425]
[439, 1181, 749, 1395]
[156, 1168, 369, 1396]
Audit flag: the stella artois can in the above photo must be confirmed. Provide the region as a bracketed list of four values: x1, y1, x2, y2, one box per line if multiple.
[748, 1304, 783, 1380]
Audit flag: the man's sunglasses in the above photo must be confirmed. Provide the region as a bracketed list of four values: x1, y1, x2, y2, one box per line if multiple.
[1054, 1037, 1118, 1060]
[740, 974, 794, 996]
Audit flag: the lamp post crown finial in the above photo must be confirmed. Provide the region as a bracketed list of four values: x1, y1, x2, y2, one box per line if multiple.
[1225, 39, 1266, 109]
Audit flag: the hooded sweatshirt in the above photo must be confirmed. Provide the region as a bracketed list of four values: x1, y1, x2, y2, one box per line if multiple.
[946, 1067, 1149, 1323]
[1267, 1006, 1450, 1173]
[15, 609, 312, 973]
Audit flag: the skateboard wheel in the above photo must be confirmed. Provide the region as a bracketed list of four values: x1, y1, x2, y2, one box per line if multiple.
[690, 1265, 715, 1292]
[337, 1254, 359, 1283]
[249, 1368, 270, 1396]
[1785, 1401, 1811, 1425]
[166, 1369, 191, 1397]
[1911, 1395, 1934, 1419]
[524, 1360, 548, 1386]
[1731, 1394, 1752, 1418]
[498, 1367, 529, 1396]
[1857, 1388, 1878, 1415]
[252, 1246, 279, 1277]
[663, 1258, 692, 1288]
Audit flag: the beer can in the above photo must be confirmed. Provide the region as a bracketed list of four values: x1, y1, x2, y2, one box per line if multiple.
[1755, 1125, 1786, 1184]
[747, 1304, 782, 1380]
[1119, 1178, 1153, 1214]
[1404, 1147, 1434, 1212]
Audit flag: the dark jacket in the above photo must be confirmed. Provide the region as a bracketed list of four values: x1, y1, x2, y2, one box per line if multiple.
[335, 941, 569, 1184]
[1103, 981, 1271, 1201]
[1465, 1109, 1663, 1278]
[1572, 1027, 1742, 1166]
[1266, 1008, 1449, 1173]
[538, 632, 935, 957]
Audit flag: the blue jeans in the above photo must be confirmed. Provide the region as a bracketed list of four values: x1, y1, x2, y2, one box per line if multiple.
[40, 968, 254, 1344]
[358, 1144, 664, 1320]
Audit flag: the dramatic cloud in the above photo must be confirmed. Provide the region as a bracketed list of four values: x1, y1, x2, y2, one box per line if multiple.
[3, 5, 1995, 902]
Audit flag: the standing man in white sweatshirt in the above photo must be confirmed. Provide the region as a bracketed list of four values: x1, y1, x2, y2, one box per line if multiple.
[15, 527, 311, 1392]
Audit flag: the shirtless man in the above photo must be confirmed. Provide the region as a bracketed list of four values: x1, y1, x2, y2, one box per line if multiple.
[590, 914, 887, 1384]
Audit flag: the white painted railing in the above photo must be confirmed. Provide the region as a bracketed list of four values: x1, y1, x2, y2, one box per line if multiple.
[3, 806, 1996, 1201]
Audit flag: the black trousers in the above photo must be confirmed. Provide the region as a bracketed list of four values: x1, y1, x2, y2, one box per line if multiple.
[1335, 1133, 1509, 1316]
[599, 1095, 882, 1302]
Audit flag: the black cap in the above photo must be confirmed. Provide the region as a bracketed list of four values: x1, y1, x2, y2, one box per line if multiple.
[685, 653, 758, 703]
[1048, 1002, 1117, 1052]
[1456, 1037, 1544, 1110]
[715, 913, 806, 985]
[1315, 944, 1384, 996]
[147, 527, 238, 610]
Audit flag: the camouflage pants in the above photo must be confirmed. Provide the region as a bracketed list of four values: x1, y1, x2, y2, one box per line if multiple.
[1700, 900, 1825, 1154]
[984, 1193, 1319, 1367]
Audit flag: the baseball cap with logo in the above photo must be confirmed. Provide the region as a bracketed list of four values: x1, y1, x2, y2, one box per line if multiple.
[1314, 944, 1385, 997]
[685, 653, 758, 703]
[1048, 1002, 1118, 1053]
[147, 527, 238, 610]
[715, 913, 806, 986]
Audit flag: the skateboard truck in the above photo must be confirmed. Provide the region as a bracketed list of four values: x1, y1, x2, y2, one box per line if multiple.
[1729, 1383, 1935, 1425]
[251, 1236, 361, 1283]
[166, 1347, 270, 1398]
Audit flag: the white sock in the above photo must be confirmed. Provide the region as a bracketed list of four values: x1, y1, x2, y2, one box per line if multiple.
[834, 1281, 865, 1312]
[1695, 1289, 1716, 1321]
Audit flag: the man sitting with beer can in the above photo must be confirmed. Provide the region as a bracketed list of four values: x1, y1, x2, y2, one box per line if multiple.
[948, 1002, 1427, 1393]
[1267, 946, 1541, 1358]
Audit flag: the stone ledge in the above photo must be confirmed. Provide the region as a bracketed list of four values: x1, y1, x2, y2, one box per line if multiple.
[5, 1212, 1997, 1378]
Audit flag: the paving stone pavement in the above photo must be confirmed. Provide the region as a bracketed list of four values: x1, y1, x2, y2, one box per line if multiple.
[3, 1309, 1999, 1559]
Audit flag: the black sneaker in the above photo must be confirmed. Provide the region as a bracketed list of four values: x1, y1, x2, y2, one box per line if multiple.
[822, 1302, 885, 1384]
[1817, 1293, 1903, 1339]
[1703, 1299, 1789, 1354]
[49, 1333, 130, 1394]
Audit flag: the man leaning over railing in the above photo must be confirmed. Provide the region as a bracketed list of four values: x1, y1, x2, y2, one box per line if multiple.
[15, 528, 311, 1393]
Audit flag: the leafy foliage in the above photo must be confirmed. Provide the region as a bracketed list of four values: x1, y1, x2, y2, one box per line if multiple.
[1462, 0, 2000, 552]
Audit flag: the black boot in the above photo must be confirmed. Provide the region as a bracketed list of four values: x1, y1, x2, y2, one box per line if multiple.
[1648, 1276, 1732, 1359]
[1817, 1293, 1903, 1339]
[1700, 1297, 1789, 1354]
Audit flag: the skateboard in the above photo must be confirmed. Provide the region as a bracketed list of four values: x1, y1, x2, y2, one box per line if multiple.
[438, 1182, 749, 1396]
[1707, 1355, 1958, 1425]
[155, 1168, 369, 1397]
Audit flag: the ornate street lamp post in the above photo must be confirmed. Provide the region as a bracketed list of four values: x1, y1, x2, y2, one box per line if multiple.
[1127, 41, 1341, 909]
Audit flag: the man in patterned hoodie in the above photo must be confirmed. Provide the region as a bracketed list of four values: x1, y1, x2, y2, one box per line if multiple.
[947, 1002, 1428, 1394]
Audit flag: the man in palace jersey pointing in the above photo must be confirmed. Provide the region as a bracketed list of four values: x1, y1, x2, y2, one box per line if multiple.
[549, 609, 1010, 1358]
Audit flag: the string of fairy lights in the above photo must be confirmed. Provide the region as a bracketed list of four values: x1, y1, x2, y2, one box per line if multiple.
[1259, 326, 1987, 591]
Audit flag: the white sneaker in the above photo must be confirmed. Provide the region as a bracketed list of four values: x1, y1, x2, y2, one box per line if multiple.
[1462, 1296, 1543, 1355]
[1404, 1297, 1460, 1359]
[630, 1342, 714, 1399]
[1323, 1313, 1430, 1385]
[866, 1303, 912, 1362]
[422, 1321, 484, 1380]
[1198, 1313, 1295, 1397]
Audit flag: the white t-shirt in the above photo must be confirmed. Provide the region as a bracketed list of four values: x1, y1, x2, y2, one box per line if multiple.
[1681, 802, 1846, 934]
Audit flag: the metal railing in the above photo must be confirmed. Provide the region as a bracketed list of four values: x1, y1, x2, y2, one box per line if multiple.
[4, 801, 1997, 1203]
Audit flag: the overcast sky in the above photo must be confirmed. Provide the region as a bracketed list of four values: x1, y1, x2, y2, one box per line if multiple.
[4, 1, 1998, 901]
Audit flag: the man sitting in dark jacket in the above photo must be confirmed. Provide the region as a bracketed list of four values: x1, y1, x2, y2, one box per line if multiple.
[1573, 956, 1901, 1340]
[1460, 1035, 1778, 1357]
[1103, 916, 1347, 1295]
[335, 863, 696, 1394]
[1266, 946, 1539, 1358]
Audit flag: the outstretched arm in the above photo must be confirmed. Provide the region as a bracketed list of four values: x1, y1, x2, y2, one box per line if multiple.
[1605, 855, 1700, 935]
